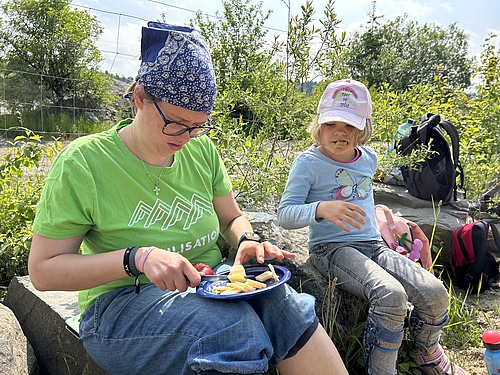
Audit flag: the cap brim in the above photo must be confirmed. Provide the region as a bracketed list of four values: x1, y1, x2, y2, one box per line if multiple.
[318, 111, 366, 130]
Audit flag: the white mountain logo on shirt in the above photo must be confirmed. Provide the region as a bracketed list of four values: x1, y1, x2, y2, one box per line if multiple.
[128, 194, 214, 230]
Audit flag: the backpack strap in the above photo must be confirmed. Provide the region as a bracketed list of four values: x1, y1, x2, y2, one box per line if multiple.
[463, 221, 489, 284]
[487, 220, 500, 252]
[374, 204, 399, 246]
[437, 119, 463, 200]
[416, 114, 441, 145]
[437, 120, 460, 171]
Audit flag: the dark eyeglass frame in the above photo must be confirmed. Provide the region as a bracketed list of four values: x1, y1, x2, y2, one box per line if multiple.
[153, 100, 213, 138]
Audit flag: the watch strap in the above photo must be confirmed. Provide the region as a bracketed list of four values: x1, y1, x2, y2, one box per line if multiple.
[237, 232, 261, 248]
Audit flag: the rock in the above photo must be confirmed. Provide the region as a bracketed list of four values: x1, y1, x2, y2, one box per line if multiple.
[0, 303, 38, 375]
[3, 276, 109, 375]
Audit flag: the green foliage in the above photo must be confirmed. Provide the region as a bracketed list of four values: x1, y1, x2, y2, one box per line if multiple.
[193, 0, 323, 140]
[212, 116, 306, 209]
[454, 34, 500, 201]
[343, 14, 473, 91]
[442, 284, 483, 350]
[0, 130, 62, 285]
[1, 110, 113, 140]
[193, 0, 271, 93]
[0, 0, 113, 111]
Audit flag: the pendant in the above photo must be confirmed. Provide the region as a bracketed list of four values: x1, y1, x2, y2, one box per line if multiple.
[153, 185, 160, 195]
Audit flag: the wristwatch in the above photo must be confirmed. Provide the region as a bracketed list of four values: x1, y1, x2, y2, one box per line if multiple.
[237, 232, 261, 248]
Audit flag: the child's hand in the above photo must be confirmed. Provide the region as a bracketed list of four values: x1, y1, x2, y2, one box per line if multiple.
[316, 201, 367, 232]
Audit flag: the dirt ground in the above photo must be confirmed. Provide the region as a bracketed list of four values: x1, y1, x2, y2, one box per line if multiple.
[446, 287, 500, 375]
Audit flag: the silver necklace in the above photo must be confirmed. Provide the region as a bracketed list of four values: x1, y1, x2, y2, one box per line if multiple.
[131, 128, 171, 196]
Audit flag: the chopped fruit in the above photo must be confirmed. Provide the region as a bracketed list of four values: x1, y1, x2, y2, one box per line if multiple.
[268, 264, 279, 282]
[246, 279, 267, 289]
[207, 266, 270, 295]
[229, 264, 246, 276]
[255, 271, 274, 282]
[227, 274, 247, 282]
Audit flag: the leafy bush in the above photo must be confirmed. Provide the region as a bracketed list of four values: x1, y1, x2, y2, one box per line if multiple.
[0, 130, 62, 288]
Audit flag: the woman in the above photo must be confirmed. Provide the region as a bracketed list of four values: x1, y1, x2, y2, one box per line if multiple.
[28, 22, 347, 375]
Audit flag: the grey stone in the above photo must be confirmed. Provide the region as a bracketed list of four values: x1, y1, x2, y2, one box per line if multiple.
[0, 303, 38, 375]
[3, 276, 109, 375]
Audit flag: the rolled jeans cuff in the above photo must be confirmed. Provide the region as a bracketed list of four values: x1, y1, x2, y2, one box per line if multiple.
[284, 316, 319, 359]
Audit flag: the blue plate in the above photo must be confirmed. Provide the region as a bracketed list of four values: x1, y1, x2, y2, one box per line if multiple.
[196, 265, 291, 301]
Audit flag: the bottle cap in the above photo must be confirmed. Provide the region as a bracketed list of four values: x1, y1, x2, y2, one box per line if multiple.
[482, 330, 500, 350]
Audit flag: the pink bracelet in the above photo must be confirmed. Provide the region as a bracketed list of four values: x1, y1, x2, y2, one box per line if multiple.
[138, 246, 155, 273]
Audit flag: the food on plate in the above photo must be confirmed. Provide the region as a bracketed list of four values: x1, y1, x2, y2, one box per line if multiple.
[207, 264, 279, 295]
[268, 264, 279, 282]
[245, 279, 267, 289]
[227, 274, 247, 282]
[255, 271, 274, 282]
[229, 264, 246, 276]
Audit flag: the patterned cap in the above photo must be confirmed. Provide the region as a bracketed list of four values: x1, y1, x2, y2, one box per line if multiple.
[317, 79, 372, 130]
[135, 22, 217, 114]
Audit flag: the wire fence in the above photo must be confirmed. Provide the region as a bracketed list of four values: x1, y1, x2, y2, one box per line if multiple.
[0, 67, 131, 140]
[0, 1, 290, 141]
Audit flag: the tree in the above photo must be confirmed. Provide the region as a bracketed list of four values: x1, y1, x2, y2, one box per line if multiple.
[192, 0, 272, 94]
[0, 0, 112, 110]
[285, 0, 345, 88]
[343, 14, 473, 91]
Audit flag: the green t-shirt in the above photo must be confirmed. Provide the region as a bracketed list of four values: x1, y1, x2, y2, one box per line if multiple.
[32, 120, 233, 313]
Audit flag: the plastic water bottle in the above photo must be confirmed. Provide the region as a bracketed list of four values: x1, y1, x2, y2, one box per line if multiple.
[482, 329, 500, 374]
[389, 118, 414, 152]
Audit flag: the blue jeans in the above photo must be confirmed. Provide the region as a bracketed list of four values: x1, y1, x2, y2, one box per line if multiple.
[79, 280, 317, 375]
[310, 240, 449, 375]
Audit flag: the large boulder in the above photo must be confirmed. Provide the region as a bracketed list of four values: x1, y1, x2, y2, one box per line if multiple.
[0, 303, 38, 375]
[3, 276, 109, 375]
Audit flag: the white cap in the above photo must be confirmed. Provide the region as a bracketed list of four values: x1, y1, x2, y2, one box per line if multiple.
[317, 79, 372, 130]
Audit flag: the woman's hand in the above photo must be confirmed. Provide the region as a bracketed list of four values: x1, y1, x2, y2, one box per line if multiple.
[138, 247, 201, 291]
[316, 201, 367, 232]
[234, 241, 295, 266]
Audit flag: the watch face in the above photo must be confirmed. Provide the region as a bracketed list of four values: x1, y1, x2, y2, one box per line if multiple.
[238, 232, 261, 248]
[244, 232, 260, 240]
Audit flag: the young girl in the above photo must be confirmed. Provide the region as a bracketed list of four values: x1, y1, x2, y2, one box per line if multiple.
[277, 79, 468, 375]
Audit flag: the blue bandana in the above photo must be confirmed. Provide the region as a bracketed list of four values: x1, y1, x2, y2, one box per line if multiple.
[135, 22, 216, 114]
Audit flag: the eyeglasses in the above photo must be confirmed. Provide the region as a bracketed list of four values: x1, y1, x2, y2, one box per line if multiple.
[153, 101, 213, 138]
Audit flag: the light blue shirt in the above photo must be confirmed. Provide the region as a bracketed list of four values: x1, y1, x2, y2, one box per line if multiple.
[277, 145, 381, 250]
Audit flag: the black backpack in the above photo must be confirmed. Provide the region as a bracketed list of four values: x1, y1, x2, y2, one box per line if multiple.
[451, 220, 500, 292]
[397, 113, 464, 205]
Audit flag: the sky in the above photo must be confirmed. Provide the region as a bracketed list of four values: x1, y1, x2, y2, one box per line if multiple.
[71, 0, 500, 78]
